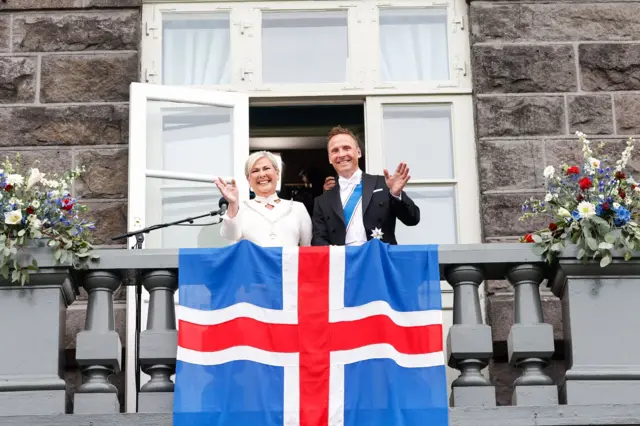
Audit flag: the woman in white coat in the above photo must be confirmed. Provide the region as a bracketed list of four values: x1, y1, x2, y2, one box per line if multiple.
[214, 151, 312, 247]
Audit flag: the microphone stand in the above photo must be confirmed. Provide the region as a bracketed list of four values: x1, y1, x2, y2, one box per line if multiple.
[110, 205, 226, 403]
[110, 206, 227, 248]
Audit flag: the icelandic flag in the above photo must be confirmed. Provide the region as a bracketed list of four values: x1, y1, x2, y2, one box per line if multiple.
[174, 239, 448, 426]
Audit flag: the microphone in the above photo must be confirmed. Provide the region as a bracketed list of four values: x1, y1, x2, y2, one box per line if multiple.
[218, 197, 229, 216]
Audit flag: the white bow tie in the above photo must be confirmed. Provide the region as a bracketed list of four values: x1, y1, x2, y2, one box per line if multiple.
[339, 175, 361, 188]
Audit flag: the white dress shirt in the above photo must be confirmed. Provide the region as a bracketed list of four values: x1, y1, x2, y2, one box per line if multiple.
[220, 194, 312, 247]
[339, 169, 367, 246]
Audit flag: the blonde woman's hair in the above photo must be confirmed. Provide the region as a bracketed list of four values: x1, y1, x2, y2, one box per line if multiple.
[244, 151, 282, 177]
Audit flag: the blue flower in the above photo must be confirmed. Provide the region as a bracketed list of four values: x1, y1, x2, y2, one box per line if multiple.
[572, 210, 581, 221]
[614, 206, 631, 227]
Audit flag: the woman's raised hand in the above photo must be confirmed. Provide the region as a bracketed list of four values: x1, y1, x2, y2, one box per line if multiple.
[214, 177, 239, 204]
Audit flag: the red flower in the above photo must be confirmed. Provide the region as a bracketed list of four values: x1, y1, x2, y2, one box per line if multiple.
[4, 184, 12, 192]
[567, 166, 580, 175]
[577, 194, 584, 202]
[25, 206, 34, 215]
[616, 171, 627, 180]
[602, 202, 610, 210]
[579, 177, 593, 190]
[549, 223, 558, 231]
[523, 234, 535, 243]
[633, 184, 637, 190]
[61, 197, 74, 211]
[619, 188, 626, 199]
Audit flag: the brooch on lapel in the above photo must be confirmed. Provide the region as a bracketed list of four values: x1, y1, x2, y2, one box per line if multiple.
[370, 227, 384, 240]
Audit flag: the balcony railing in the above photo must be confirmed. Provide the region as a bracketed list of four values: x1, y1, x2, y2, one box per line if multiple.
[1, 243, 640, 426]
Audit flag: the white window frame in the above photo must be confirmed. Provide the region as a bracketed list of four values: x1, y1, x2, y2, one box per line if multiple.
[365, 95, 481, 246]
[126, 82, 249, 412]
[141, 0, 471, 97]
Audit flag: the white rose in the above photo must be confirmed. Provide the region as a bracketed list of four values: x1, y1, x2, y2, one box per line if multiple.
[31, 200, 40, 208]
[558, 207, 571, 217]
[4, 210, 22, 225]
[545, 193, 553, 202]
[543, 166, 555, 178]
[613, 202, 621, 209]
[589, 158, 601, 169]
[5, 174, 24, 187]
[26, 168, 45, 190]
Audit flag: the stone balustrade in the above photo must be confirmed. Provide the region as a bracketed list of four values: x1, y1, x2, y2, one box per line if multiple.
[1, 243, 640, 425]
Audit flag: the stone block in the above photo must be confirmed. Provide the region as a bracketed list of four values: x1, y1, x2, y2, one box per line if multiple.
[512, 385, 558, 406]
[471, 3, 640, 43]
[478, 139, 544, 192]
[580, 44, 640, 91]
[481, 193, 547, 238]
[41, 53, 138, 103]
[86, 0, 142, 7]
[447, 324, 493, 367]
[545, 138, 640, 177]
[563, 380, 640, 405]
[0, 105, 128, 147]
[567, 95, 613, 135]
[65, 367, 125, 412]
[65, 301, 127, 350]
[0, 148, 72, 176]
[74, 393, 120, 414]
[75, 148, 128, 199]
[138, 392, 174, 413]
[473, 45, 576, 94]
[615, 94, 640, 135]
[0, 57, 37, 104]
[450, 386, 496, 408]
[83, 201, 127, 245]
[489, 359, 566, 406]
[476, 97, 565, 138]
[507, 324, 555, 365]
[76, 330, 122, 371]
[13, 10, 139, 52]
[0, 15, 9, 52]
[487, 293, 563, 349]
[0, 0, 83, 9]
[0, 391, 67, 415]
[139, 330, 178, 364]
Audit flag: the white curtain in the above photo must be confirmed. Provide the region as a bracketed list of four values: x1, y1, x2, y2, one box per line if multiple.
[262, 11, 348, 84]
[379, 8, 449, 82]
[162, 14, 231, 86]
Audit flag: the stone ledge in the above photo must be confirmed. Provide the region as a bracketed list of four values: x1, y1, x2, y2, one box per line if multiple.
[4, 404, 640, 425]
[0, 0, 140, 10]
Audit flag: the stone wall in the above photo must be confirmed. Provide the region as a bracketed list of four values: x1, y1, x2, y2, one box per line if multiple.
[0, 0, 140, 410]
[469, 0, 640, 404]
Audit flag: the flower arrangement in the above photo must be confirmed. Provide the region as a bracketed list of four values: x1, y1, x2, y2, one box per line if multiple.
[520, 131, 639, 267]
[0, 155, 98, 284]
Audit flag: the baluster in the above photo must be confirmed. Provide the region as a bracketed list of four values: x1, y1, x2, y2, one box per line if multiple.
[506, 264, 557, 406]
[138, 270, 178, 413]
[74, 271, 122, 414]
[445, 265, 496, 407]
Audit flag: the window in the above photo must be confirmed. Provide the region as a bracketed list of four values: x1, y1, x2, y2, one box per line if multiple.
[365, 96, 480, 246]
[141, 0, 471, 96]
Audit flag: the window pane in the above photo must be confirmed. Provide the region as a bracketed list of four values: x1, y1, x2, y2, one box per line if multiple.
[382, 104, 453, 179]
[379, 8, 449, 82]
[145, 181, 229, 249]
[163, 12, 231, 85]
[146, 100, 233, 176]
[395, 186, 457, 244]
[262, 11, 348, 84]
[144, 100, 233, 249]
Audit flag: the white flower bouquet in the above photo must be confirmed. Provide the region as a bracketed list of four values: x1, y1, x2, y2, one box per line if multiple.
[520, 131, 639, 267]
[0, 155, 98, 284]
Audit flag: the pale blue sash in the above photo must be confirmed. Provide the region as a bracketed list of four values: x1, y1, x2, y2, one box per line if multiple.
[343, 182, 362, 230]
